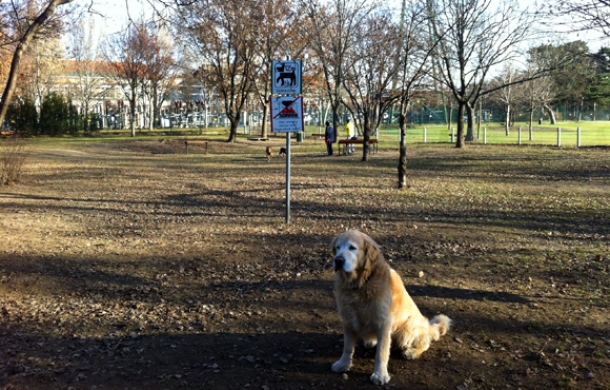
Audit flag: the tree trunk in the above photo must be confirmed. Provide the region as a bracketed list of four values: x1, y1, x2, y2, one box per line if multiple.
[148, 96, 154, 131]
[84, 101, 90, 132]
[153, 83, 159, 129]
[0, 0, 74, 127]
[130, 94, 136, 137]
[456, 102, 465, 148]
[505, 104, 511, 135]
[331, 102, 341, 140]
[361, 115, 371, 162]
[261, 104, 269, 138]
[465, 102, 474, 141]
[529, 108, 534, 141]
[398, 110, 408, 189]
[477, 100, 482, 139]
[227, 115, 239, 142]
[544, 104, 556, 124]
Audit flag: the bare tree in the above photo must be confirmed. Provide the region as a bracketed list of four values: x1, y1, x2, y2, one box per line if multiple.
[519, 66, 550, 139]
[299, 0, 377, 137]
[140, 22, 179, 131]
[0, 0, 76, 127]
[104, 22, 150, 137]
[67, 15, 107, 131]
[341, 8, 401, 161]
[428, 0, 535, 147]
[18, 0, 67, 104]
[182, 0, 259, 142]
[554, 0, 610, 37]
[396, 0, 438, 188]
[249, 0, 303, 138]
[488, 64, 519, 135]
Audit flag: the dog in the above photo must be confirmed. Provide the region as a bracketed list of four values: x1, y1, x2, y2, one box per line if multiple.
[330, 230, 451, 385]
[275, 63, 296, 86]
[279, 147, 286, 156]
[265, 146, 273, 160]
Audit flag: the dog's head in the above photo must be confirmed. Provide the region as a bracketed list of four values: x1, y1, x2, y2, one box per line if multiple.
[331, 230, 381, 274]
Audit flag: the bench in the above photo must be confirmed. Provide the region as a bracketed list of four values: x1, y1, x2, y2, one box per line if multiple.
[338, 138, 378, 155]
[311, 133, 325, 139]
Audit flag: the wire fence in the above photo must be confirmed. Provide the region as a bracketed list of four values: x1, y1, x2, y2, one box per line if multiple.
[380, 123, 610, 147]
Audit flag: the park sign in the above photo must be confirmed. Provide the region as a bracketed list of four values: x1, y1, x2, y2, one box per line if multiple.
[270, 96, 304, 133]
[271, 60, 302, 95]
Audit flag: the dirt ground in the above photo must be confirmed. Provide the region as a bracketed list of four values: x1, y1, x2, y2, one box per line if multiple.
[0, 139, 609, 390]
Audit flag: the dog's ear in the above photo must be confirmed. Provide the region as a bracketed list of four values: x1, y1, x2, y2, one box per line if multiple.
[363, 234, 381, 265]
[330, 235, 339, 256]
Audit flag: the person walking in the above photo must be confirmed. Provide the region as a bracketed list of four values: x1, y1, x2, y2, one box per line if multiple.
[344, 119, 355, 153]
[325, 121, 336, 156]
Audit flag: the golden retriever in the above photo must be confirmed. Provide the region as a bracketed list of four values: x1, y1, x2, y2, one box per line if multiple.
[330, 230, 451, 385]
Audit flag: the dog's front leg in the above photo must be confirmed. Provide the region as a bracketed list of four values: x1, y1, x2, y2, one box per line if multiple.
[370, 323, 392, 385]
[332, 328, 355, 373]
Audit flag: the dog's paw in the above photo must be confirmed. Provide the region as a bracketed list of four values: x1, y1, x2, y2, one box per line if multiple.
[331, 359, 351, 373]
[401, 348, 420, 360]
[370, 371, 391, 385]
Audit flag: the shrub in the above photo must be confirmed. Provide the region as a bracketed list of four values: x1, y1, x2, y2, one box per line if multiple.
[5, 98, 38, 136]
[39, 93, 69, 136]
[0, 138, 28, 185]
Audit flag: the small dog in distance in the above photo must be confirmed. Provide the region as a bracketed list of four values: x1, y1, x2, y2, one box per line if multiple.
[266, 146, 273, 160]
[279, 147, 286, 156]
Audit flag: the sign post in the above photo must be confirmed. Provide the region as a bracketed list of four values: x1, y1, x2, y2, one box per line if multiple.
[271, 60, 302, 224]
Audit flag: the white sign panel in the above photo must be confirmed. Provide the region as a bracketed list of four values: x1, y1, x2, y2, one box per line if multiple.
[271, 60, 302, 95]
[270, 96, 304, 133]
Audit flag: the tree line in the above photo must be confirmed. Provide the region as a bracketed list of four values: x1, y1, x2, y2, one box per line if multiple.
[1, 0, 610, 186]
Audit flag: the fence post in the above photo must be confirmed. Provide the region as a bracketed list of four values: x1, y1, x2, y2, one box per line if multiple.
[451, 127, 455, 143]
[577, 127, 581, 147]
[484, 127, 487, 144]
[424, 127, 427, 143]
[557, 127, 561, 147]
[518, 126, 522, 145]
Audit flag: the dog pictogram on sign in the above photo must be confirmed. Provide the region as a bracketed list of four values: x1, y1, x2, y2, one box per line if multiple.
[272, 60, 302, 95]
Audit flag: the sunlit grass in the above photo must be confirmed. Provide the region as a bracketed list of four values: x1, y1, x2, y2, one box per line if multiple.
[375, 121, 610, 147]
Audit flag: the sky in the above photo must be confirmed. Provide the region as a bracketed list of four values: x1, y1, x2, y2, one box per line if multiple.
[90, 0, 154, 38]
[86, 0, 610, 52]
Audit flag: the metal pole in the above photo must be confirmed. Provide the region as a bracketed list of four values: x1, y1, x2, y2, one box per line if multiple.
[577, 127, 581, 147]
[518, 126, 522, 145]
[557, 127, 561, 147]
[423, 127, 427, 143]
[284, 55, 292, 224]
[285, 132, 291, 224]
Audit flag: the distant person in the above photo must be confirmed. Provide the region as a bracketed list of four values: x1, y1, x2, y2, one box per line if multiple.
[344, 119, 355, 153]
[325, 121, 336, 156]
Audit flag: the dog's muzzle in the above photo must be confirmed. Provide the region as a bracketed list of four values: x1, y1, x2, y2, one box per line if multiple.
[333, 256, 345, 271]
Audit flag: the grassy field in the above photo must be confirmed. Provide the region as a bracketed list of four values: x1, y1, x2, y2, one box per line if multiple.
[42, 119, 610, 148]
[375, 121, 610, 147]
[0, 136, 609, 389]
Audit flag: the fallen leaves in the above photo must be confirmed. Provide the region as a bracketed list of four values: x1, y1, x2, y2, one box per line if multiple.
[0, 142, 609, 389]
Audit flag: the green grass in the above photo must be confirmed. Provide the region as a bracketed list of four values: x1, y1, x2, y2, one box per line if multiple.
[371, 121, 610, 147]
[10, 121, 607, 150]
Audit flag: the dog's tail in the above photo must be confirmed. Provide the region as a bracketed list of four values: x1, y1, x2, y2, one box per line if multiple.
[428, 314, 451, 341]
